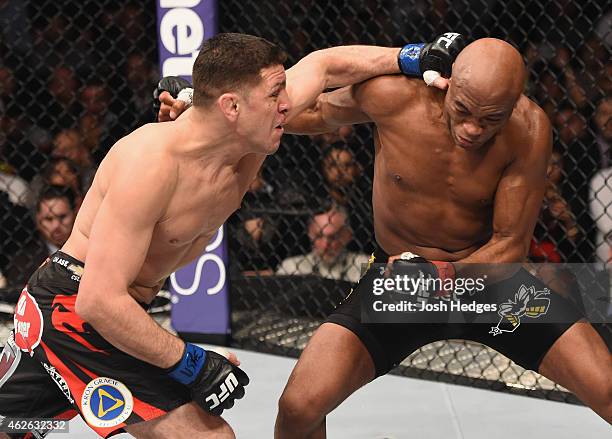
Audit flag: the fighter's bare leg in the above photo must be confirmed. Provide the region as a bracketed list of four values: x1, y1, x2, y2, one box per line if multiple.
[125, 402, 235, 439]
[275, 323, 376, 439]
[538, 320, 612, 423]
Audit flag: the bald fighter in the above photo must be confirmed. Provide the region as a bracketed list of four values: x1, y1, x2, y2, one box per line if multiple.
[270, 38, 612, 436]
[0, 33, 461, 439]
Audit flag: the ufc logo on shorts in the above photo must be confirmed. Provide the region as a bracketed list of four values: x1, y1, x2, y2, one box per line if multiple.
[437, 32, 461, 49]
[205, 373, 239, 410]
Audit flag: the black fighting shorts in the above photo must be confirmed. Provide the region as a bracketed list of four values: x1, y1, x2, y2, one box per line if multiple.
[326, 246, 585, 378]
[0, 251, 191, 438]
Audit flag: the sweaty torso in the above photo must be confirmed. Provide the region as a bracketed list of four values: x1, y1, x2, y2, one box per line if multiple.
[62, 123, 262, 303]
[368, 76, 533, 260]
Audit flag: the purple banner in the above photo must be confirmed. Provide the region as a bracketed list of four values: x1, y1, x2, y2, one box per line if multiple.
[156, 1, 229, 337]
[157, 0, 217, 79]
[168, 226, 229, 336]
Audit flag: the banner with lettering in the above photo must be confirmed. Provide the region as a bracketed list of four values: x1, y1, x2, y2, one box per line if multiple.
[156, 1, 229, 340]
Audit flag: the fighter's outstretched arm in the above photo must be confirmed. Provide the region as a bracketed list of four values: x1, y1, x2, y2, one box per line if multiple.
[285, 73, 416, 135]
[284, 32, 464, 122]
[283, 45, 400, 122]
[155, 33, 465, 123]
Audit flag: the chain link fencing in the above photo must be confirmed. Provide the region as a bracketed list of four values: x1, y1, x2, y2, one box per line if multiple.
[0, 0, 610, 405]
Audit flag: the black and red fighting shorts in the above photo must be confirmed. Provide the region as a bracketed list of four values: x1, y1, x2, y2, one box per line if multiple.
[0, 251, 191, 438]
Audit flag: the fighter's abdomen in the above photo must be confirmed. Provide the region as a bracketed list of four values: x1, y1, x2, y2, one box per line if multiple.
[371, 129, 500, 259]
[372, 179, 492, 260]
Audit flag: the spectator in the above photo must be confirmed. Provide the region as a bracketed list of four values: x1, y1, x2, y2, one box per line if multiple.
[531, 147, 578, 262]
[549, 45, 587, 110]
[320, 146, 362, 206]
[317, 145, 374, 251]
[555, 107, 589, 148]
[49, 67, 79, 112]
[115, 3, 149, 53]
[51, 129, 90, 167]
[532, 63, 566, 119]
[124, 52, 157, 126]
[277, 207, 369, 283]
[3, 186, 76, 286]
[578, 36, 611, 104]
[0, 104, 48, 181]
[51, 129, 96, 192]
[34, 185, 77, 253]
[309, 125, 355, 150]
[31, 157, 84, 208]
[78, 80, 123, 164]
[38, 66, 82, 131]
[228, 169, 286, 276]
[281, 126, 357, 200]
[31, 15, 70, 67]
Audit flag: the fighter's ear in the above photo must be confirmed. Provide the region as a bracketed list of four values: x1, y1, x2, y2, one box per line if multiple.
[218, 93, 239, 121]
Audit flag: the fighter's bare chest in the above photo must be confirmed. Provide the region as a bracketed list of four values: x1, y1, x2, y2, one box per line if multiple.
[376, 129, 507, 208]
[152, 179, 246, 248]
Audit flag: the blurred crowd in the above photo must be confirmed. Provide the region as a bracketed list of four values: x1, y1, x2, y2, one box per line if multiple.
[0, 1, 158, 289]
[0, 1, 610, 295]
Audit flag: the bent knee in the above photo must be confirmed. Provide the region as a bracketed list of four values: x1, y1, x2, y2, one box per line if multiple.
[277, 388, 325, 428]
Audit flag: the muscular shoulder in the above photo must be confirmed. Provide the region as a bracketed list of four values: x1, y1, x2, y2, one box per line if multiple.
[97, 123, 179, 196]
[507, 96, 552, 161]
[354, 74, 423, 119]
[109, 124, 177, 169]
[519, 96, 551, 144]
